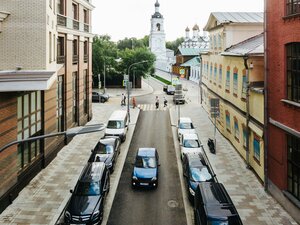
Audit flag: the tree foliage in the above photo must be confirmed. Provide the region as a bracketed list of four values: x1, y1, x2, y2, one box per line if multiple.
[166, 37, 184, 52]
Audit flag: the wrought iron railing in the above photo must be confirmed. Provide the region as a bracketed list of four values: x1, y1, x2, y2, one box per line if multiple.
[57, 14, 66, 27]
[57, 55, 65, 64]
[73, 55, 78, 64]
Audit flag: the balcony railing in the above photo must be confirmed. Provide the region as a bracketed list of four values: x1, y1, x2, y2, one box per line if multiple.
[73, 55, 78, 64]
[73, 20, 79, 30]
[84, 55, 88, 63]
[84, 24, 89, 32]
[57, 14, 66, 27]
[57, 55, 65, 64]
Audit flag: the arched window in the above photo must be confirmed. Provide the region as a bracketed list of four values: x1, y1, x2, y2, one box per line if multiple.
[156, 23, 161, 31]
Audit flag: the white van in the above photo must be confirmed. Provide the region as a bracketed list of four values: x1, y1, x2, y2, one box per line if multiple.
[105, 110, 129, 142]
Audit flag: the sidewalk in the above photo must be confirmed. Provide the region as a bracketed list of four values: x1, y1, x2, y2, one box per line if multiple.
[0, 101, 141, 225]
[169, 102, 298, 225]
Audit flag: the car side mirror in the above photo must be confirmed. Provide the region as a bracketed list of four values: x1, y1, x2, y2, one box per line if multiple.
[183, 173, 187, 177]
[70, 189, 73, 193]
[158, 164, 161, 166]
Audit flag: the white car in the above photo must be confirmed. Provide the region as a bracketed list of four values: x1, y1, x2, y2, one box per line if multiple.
[180, 133, 203, 159]
[177, 117, 196, 142]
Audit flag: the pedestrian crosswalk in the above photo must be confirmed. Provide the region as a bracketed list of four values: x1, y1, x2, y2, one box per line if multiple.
[137, 104, 169, 111]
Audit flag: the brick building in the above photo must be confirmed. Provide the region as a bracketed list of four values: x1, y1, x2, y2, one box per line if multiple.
[265, 0, 300, 222]
[0, 0, 94, 212]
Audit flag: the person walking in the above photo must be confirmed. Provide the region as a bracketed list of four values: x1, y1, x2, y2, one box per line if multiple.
[155, 96, 159, 109]
[121, 93, 126, 106]
[163, 97, 168, 107]
[132, 96, 137, 109]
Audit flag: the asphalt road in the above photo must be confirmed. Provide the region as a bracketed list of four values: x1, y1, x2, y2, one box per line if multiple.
[107, 78, 187, 225]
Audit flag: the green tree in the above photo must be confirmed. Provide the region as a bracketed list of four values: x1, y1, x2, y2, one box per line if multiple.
[166, 37, 184, 52]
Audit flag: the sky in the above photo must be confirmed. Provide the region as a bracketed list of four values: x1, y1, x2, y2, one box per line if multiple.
[92, 0, 264, 42]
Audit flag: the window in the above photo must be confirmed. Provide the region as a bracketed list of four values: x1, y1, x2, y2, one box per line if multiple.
[287, 43, 300, 103]
[210, 63, 213, 81]
[83, 70, 88, 114]
[225, 111, 230, 132]
[72, 3, 78, 20]
[57, 36, 65, 64]
[84, 9, 89, 24]
[234, 117, 239, 140]
[49, 32, 52, 62]
[286, 0, 300, 15]
[156, 23, 161, 31]
[84, 40, 88, 63]
[219, 65, 222, 86]
[57, 76, 64, 132]
[72, 72, 78, 124]
[218, 34, 221, 49]
[73, 38, 78, 64]
[53, 34, 56, 61]
[226, 66, 230, 91]
[49, 0, 52, 8]
[287, 134, 300, 201]
[214, 63, 217, 82]
[253, 135, 260, 161]
[242, 69, 247, 99]
[57, 0, 65, 15]
[213, 35, 217, 49]
[17, 92, 42, 170]
[233, 67, 238, 96]
[242, 125, 247, 148]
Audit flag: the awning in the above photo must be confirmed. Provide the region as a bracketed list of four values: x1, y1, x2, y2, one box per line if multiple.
[0, 69, 58, 92]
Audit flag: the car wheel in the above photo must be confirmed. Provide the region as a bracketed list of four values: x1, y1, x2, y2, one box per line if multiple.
[100, 98, 105, 103]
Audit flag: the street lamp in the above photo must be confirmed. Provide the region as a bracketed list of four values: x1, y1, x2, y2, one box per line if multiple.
[127, 60, 149, 122]
[0, 124, 106, 153]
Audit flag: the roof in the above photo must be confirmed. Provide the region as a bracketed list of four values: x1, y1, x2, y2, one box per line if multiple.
[221, 33, 264, 56]
[204, 12, 263, 31]
[109, 110, 127, 120]
[79, 162, 105, 182]
[193, 24, 200, 31]
[185, 27, 190, 32]
[152, 12, 163, 18]
[138, 148, 156, 157]
[182, 133, 199, 140]
[179, 117, 192, 123]
[181, 57, 201, 67]
[177, 47, 203, 56]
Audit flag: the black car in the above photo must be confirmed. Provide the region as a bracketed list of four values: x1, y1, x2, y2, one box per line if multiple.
[182, 153, 216, 201]
[92, 91, 109, 103]
[64, 162, 110, 224]
[194, 182, 243, 225]
[89, 136, 121, 173]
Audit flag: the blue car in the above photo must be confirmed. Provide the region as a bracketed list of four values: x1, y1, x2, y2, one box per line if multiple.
[132, 148, 160, 188]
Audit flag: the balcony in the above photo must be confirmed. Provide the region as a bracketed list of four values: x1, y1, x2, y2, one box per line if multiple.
[84, 55, 88, 63]
[57, 14, 66, 27]
[73, 55, 78, 64]
[73, 20, 79, 30]
[57, 55, 65, 64]
[84, 24, 89, 32]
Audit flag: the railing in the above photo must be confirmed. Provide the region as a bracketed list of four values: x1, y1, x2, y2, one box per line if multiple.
[57, 14, 66, 27]
[84, 55, 88, 63]
[73, 20, 79, 30]
[73, 55, 78, 64]
[57, 55, 65, 64]
[84, 24, 89, 32]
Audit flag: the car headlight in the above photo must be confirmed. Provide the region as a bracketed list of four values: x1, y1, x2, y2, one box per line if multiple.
[132, 176, 138, 180]
[107, 162, 113, 168]
[65, 210, 71, 218]
[92, 210, 99, 219]
[189, 187, 195, 196]
[151, 177, 157, 181]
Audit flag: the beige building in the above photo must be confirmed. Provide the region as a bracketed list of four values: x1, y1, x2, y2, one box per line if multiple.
[201, 12, 265, 181]
[0, 0, 94, 212]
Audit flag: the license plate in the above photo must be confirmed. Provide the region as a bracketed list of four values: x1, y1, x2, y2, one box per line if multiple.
[140, 182, 149, 186]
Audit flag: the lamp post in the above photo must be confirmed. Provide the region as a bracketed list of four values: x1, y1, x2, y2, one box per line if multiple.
[127, 60, 149, 122]
[103, 60, 106, 93]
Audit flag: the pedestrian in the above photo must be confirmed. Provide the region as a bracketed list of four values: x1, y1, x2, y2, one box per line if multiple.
[164, 97, 168, 107]
[155, 96, 159, 109]
[132, 96, 136, 109]
[121, 93, 126, 106]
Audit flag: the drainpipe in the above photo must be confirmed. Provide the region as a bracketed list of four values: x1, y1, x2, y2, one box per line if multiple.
[264, 0, 269, 191]
[244, 55, 251, 169]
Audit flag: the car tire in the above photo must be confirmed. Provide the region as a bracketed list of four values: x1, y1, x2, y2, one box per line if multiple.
[100, 98, 105, 103]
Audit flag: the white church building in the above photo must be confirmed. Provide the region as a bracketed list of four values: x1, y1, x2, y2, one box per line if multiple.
[149, 0, 175, 72]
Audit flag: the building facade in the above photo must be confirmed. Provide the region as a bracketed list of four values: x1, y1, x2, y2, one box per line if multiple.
[201, 12, 265, 181]
[266, 0, 300, 222]
[0, 0, 94, 212]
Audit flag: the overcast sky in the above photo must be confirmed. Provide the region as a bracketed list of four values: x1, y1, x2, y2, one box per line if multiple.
[92, 0, 264, 42]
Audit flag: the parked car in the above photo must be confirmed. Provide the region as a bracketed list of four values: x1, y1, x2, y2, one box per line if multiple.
[92, 91, 110, 103]
[177, 117, 196, 142]
[166, 85, 175, 95]
[182, 153, 215, 200]
[132, 148, 160, 188]
[105, 110, 129, 142]
[194, 182, 243, 225]
[180, 133, 202, 159]
[89, 136, 121, 173]
[173, 84, 185, 104]
[64, 162, 110, 224]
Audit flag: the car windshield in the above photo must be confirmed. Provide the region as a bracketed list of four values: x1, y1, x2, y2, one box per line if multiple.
[107, 120, 124, 129]
[183, 139, 200, 148]
[74, 181, 100, 196]
[179, 122, 194, 129]
[135, 156, 156, 168]
[189, 167, 212, 182]
[94, 143, 114, 154]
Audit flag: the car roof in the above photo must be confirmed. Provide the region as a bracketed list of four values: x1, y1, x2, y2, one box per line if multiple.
[137, 148, 156, 157]
[79, 162, 106, 182]
[198, 182, 233, 205]
[99, 138, 115, 145]
[179, 117, 192, 123]
[186, 153, 206, 167]
[182, 133, 198, 139]
[109, 110, 127, 120]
